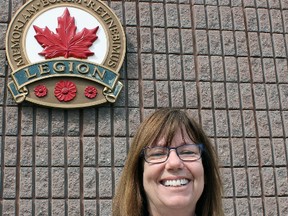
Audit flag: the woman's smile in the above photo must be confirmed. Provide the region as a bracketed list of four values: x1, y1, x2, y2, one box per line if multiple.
[161, 178, 190, 187]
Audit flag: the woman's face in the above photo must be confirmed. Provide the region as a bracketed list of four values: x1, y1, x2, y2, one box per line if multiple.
[143, 127, 205, 215]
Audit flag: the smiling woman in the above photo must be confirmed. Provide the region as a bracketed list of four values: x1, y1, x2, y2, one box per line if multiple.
[112, 108, 224, 216]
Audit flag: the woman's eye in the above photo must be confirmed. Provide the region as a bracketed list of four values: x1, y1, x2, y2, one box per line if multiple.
[151, 152, 166, 156]
[180, 150, 196, 155]
[149, 150, 166, 157]
[150, 154, 165, 158]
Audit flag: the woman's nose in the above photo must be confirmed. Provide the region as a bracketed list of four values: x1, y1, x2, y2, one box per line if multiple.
[165, 149, 184, 169]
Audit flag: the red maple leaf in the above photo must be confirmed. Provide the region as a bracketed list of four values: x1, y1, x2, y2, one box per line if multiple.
[33, 8, 99, 59]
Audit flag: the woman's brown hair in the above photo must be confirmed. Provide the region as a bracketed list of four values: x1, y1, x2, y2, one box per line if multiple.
[112, 108, 224, 216]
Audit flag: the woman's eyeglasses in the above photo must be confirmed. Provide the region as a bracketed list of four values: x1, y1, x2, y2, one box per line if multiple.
[142, 144, 203, 164]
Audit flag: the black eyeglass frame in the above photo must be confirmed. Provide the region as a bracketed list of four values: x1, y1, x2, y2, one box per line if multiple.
[142, 143, 204, 164]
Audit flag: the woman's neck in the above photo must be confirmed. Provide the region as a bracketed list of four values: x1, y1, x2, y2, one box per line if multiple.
[148, 206, 196, 216]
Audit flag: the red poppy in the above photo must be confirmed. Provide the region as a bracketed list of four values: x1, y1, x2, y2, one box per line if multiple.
[54, 80, 77, 102]
[84, 86, 97, 99]
[34, 85, 48, 98]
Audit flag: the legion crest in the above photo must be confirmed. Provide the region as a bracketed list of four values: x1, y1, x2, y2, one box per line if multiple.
[6, 0, 126, 108]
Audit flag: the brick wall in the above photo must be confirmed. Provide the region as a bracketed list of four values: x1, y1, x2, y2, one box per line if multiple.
[1, 0, 288, 215]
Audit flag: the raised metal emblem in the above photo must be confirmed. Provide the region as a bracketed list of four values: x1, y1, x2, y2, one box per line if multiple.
[6, 0, 126, 108]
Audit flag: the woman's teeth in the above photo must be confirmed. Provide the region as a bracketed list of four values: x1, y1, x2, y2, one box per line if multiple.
[162, 179, 189, 187]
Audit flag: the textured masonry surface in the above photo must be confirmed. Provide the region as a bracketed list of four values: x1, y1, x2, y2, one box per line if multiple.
[1, 0, 288, 215]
